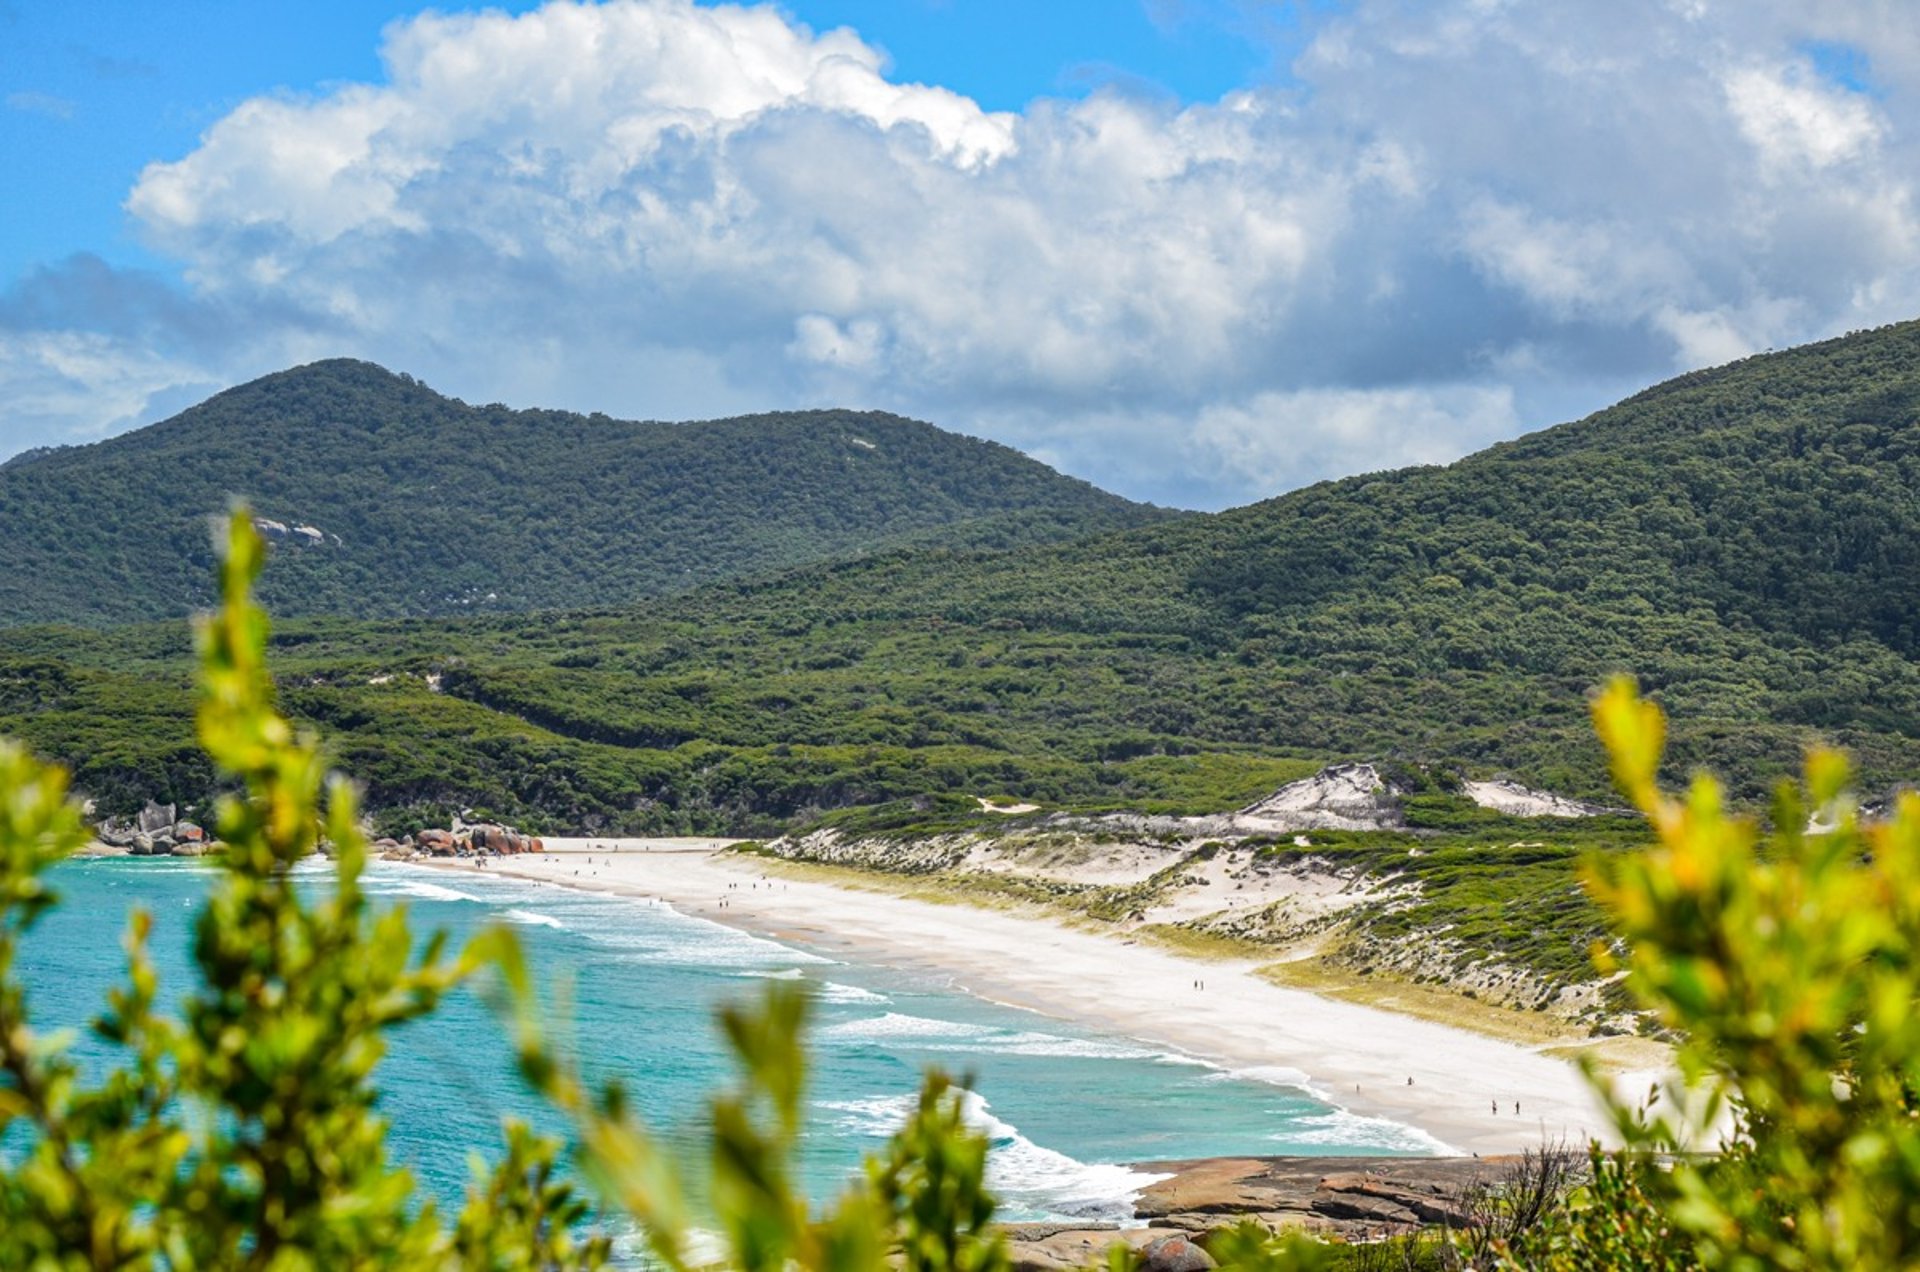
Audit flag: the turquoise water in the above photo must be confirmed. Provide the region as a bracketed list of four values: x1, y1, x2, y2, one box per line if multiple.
[13, 856, 1439, 1240]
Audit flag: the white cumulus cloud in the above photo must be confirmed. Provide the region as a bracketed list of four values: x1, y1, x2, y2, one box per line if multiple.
[4, 0, 1919, 506]
[0, 331, 213, 454]
[1192, 384, 1522, 498]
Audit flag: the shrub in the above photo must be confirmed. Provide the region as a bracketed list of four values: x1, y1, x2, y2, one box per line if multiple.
[0, 513, 1007, 1271]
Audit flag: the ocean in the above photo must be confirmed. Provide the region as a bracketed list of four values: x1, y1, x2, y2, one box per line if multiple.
[13, 855, 1442, 1248]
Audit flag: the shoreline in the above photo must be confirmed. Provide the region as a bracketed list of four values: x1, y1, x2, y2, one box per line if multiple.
[419, 838, 1640, 1157]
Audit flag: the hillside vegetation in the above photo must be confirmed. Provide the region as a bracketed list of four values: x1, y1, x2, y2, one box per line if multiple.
[16, 510, 1916, 1272]
[0, 359, 1171, 625]
[2, 322, 1917, 840]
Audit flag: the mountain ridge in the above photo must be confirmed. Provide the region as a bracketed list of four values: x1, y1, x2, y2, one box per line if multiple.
[2, 322, 1917, 831]
[0, 358, 1177, 626]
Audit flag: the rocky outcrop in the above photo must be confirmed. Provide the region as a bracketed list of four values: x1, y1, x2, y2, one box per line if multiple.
[999, 1155, 1529, 1268]
[403, 824, 544, 858]
[1000, 1227, 1225, 1272]
[1131, 1156, 1496, 1240]
[1141, 1233, 1215, 1271]
[1000, 1224, 1155, 1271]
[95, 822, 137, 850]
[417, 829, 458, 855]
[468, 824, 541, 855]
[99, 804, 219, 856]
[250, 517, 330, 547]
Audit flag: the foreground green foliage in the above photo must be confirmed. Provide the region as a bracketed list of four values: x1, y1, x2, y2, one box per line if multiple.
[0, 515, 580, 1266]
[1476, 681, 1920, 1270]
[0, 359, 1170, 626]
[0, 515, 1011, 1270]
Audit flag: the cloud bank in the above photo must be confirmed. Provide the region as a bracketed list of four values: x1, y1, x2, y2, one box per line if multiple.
[5, 0, 1919, 506]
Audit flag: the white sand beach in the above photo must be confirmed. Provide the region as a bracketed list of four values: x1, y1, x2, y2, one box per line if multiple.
[430, 838, 1638, 1158]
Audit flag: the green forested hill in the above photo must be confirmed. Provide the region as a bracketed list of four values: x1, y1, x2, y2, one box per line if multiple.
[0, 359, 1172, 625]
[3, 323, 1918, 831]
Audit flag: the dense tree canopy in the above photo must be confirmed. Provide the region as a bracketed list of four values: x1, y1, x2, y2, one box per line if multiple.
[0, 360, 1171, 626]
[6, 323, 1916, 835]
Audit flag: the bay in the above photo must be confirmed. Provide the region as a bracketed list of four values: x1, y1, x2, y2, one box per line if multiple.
[13, 856, 1440, 1241]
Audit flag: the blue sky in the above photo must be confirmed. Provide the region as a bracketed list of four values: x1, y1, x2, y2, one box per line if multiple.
[0, 0, 1281, 288]
[2, 0, 1916, 507]
[3, 1, 434, 282]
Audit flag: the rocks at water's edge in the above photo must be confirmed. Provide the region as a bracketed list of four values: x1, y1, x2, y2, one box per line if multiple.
[94, 801, 217, 856]
[374, 822, 545, 861]
[1131, 1155, 1489, 1236]
[1000, 1156, 1533, 1270]
[93, 795, 544, 862]
[1003, 1228, 1224, 1272]
[1140, 1233, 1216, 1272]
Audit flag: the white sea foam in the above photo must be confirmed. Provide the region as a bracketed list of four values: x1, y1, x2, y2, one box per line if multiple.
[369, 878, 485, 903]
[816, 1091, 1163, 1223]
[616, 925, 833, 969]
[984, 1031, 1165, 1062]
[1279, 1107, 1456, 1155]
[1205, 1064, 1455, 1154]
[817, 981, 888, 1005]
[816, 1093, 916, 1137]
[503, 894, 831, 972]
[820, 1013, 1174, 1063]
[820, 1011, 985, 1043]
[503, 908, 565, 929]
[735, 972, 887, 1004]
[961, 1091, 1167, 1223]
[1212, 1064, 1322, 1095]
[615, 906, 833, 968]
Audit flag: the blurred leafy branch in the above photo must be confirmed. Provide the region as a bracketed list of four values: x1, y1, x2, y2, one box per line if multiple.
[1480, 680, 1920, 1270]
[0, 514, 1015, 1271]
